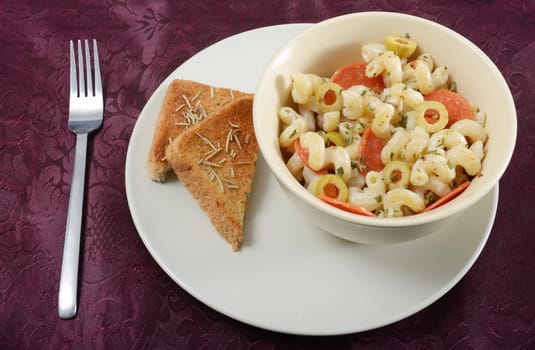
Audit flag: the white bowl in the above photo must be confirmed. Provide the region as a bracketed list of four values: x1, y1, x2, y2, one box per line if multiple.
[253, 12, 516, 244]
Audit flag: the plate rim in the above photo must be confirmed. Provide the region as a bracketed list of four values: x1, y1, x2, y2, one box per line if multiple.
[125, 23, 499, 335]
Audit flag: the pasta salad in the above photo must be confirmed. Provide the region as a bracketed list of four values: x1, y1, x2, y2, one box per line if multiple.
[278, 35, 487, 218]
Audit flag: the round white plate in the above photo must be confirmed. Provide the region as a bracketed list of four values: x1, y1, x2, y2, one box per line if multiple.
[125, 24, 498, 335]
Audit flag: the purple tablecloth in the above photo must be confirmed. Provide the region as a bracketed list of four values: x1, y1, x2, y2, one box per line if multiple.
[1, 1, 534, 348]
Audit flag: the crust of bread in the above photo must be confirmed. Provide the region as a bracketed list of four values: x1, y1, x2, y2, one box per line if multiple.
[146, 79, 252, 182]
[166, 96, 258, 251]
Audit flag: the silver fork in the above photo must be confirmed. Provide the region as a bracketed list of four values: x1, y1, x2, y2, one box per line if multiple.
[58, 39, 103, 319]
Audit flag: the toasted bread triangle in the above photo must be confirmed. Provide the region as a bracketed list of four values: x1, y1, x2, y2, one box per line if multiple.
[146, 79, 252, 182]
[166, 96, 258, 251]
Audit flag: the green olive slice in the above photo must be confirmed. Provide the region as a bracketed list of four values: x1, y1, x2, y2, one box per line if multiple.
[415, 100, 449, 133]
[325, 132, 346, 147]
[315, 174, 348, 201]
[382, 161, 411, 189]
[385, 35, 418, 58]
[315, 82, 343, 112]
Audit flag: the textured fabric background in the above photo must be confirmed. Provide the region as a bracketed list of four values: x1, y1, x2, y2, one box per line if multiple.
[1, 0, 534, 349]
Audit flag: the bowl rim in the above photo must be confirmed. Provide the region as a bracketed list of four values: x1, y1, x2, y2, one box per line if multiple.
[253, 11, 517, 228]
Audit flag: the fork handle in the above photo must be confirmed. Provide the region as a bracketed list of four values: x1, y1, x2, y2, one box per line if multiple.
[58, 132, 88, 319]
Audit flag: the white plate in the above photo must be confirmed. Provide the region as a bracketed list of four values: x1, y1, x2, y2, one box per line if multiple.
[125, 24, 498, 336]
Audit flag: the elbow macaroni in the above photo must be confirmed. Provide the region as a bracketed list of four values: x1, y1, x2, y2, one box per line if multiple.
[348, 171, 386, 211]
[290, 73, 324, 104]
[450, 119, 488, 144]
[403, 54, 448, 93]
[341, 88, 365, 119]
[366, 51, 403, 85]
[383, 188, 425, 217]
[278, 35, 488, 217]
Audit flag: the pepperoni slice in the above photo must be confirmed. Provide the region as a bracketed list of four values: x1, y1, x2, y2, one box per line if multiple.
[331, 62, 385, 92]
[423, 181, 470, 212]
[424, 89, 474, 127]
[359, 126, 386, 174]
[292, 139, 327, 174]
[317, 195, 376, 217]
[293, 138, 309, 165]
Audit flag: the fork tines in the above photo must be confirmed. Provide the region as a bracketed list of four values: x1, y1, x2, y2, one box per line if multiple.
[69, 39, 102, 99]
